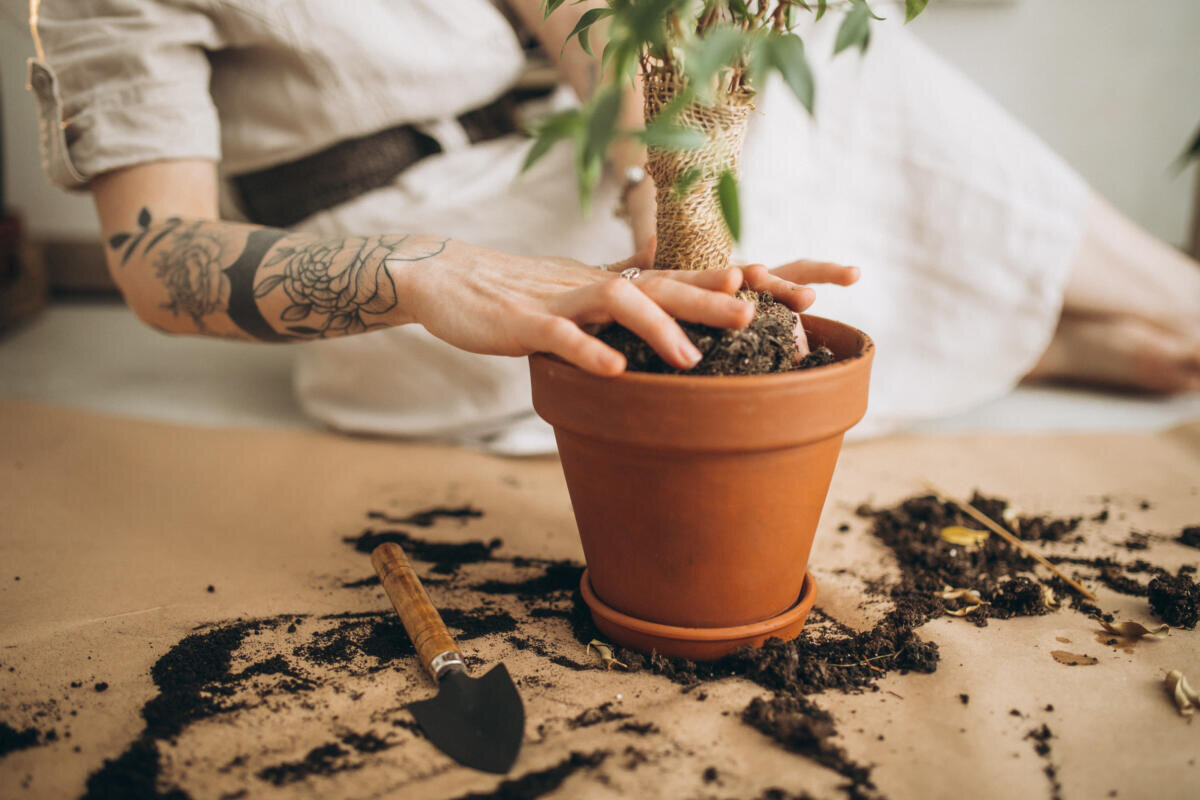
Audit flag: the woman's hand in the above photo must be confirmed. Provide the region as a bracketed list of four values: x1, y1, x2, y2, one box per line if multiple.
[394, 238, 753, 376]
[394, 239, 860, 376]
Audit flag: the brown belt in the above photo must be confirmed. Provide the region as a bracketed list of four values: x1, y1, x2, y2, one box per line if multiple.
[233, 92, 527, 229]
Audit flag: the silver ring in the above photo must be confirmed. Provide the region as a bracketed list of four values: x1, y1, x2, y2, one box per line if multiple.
[620, 267, 641, 282]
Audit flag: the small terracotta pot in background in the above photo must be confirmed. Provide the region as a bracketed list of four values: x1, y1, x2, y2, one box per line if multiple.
[529, 315, 874, 660]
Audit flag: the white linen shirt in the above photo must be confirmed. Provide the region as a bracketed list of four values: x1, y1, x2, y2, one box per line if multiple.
[29, 0, 526, 187]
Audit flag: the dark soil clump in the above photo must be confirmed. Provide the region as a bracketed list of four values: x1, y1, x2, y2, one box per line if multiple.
[568, 702, 632, 729]
[344, 528, 501, 568]
[0, 722, 41, 758]
[743, 696, 874, 800]
[448, 749, 609, 800]
[256, 743, 358, 786]
[1148, 573, 1200, 629]
[366, 506, 483, 527]
[598, 292, 830, 376]
[1178, 526, 1200, 550]
[986, 577, 1050, 618]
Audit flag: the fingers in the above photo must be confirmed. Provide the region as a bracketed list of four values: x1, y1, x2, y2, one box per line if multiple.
[517, 314, 627, 376]
[638, 273, 754, 329]
[743, 264, 816, 312]
[772, 259, 860, 286]
[660, 266, 745, 296]
[549, 278, 702, 370]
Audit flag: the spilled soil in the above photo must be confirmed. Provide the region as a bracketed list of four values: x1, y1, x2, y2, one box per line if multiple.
[56, 493, 1195, 800]
[598, 292, 836, 376]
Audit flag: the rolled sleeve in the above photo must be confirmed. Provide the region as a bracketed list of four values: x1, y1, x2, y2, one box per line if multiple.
[30, 0, 222, 189]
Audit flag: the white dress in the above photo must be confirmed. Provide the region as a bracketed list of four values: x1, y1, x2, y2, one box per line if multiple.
[30, 3, 1088, 452]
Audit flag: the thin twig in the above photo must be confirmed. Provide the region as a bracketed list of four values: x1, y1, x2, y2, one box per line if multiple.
[921, 481, 1098, 602]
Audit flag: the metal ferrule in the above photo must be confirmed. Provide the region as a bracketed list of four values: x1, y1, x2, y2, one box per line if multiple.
[430, 650, 465, 679]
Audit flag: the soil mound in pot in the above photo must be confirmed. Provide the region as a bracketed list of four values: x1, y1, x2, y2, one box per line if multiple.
[597, 292, 835, 375]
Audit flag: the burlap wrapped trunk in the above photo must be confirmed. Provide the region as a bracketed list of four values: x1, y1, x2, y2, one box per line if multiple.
[643, 67, 755, 272]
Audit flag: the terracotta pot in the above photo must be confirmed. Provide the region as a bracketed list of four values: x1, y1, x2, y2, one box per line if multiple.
[529, 315, 873, 659]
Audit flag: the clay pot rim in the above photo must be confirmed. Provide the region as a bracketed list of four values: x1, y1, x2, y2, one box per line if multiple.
[581, 568, 818, 644]
[533, 314, 873, 388]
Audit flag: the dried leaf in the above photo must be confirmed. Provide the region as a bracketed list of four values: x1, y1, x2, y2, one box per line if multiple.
[940, 586, 984, 616]
[940, 526, 989, 547]
[1093, 617, 1169, 639]
[1051, 650, 1098, 666]
[1166, 670, 1198, 716]
[587, 639, 627, 671]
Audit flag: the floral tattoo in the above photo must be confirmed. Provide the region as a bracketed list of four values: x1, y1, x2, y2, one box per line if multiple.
[106, 208, 447, 341]
[254, 235, 445, 337]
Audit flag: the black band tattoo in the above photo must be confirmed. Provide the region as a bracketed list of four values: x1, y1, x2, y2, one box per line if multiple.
[107, 208, 447, 341]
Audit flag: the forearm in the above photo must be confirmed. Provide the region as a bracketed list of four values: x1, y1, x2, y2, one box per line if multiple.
[101, 205, 446, 342]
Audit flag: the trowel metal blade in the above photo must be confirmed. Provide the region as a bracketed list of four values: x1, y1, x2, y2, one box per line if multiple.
[408, 663, 524, 774]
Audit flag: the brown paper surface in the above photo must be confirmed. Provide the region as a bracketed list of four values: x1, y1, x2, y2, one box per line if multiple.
[1, 399, 1197, 799]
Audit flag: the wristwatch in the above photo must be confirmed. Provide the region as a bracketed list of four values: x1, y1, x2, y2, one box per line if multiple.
[614, 165, 648, 220]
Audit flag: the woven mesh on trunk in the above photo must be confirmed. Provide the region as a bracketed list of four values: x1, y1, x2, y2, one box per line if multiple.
[643, 67, 754, 272]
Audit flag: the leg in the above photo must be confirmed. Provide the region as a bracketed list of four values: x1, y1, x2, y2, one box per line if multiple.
[1027, 192, 1200, 393]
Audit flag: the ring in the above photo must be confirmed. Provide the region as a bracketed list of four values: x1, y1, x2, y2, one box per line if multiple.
[620, 267, 641, 282]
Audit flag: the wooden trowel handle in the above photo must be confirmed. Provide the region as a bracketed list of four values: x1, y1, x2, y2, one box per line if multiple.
[371, 542, 464, 682]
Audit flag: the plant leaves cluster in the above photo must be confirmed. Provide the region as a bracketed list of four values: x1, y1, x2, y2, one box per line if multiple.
[527, 1, 930, 238]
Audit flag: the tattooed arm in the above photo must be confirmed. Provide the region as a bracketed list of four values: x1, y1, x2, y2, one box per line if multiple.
[90, 160, 770, 373]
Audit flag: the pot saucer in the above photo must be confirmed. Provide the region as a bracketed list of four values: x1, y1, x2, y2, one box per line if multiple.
[580, 569, 818, 661]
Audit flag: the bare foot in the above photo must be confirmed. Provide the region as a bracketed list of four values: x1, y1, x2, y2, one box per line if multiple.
[1027, 312, 1200, 394]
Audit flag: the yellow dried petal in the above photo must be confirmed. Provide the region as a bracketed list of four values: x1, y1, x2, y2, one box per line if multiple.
[940, 526, 990, 547]
[1094, 617, 1169, 639]
[587, 639, 627, 670]
[1166, 670, 1198, 716]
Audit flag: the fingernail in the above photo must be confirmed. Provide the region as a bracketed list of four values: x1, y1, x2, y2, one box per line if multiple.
[680, 341, 702, 366]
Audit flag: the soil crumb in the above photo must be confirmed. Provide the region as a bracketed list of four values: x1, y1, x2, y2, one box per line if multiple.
[598, 292, 832, 376]
[0, 722, 41, 758]
[1025, 725, 1063, 800]
[1148, 573, 1200, 629]
[448, 750, 609, 800]
[1178, 526, 1200, 550]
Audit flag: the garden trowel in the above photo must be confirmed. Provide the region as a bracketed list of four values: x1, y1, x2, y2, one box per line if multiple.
[371, 542, 524, 774]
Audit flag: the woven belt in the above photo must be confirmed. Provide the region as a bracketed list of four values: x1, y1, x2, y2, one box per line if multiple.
[234, 93, 524, 229]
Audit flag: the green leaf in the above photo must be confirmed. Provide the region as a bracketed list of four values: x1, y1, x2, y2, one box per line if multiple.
[584, 86, 622, 164]
[816, 0, 828, 22]
[563, 7, 612, 57]
[672, 166, 703, 199]
[770, 33, 814, 115]
[543, 0, 567, 20]
[521, 108, 582, 173]
[905, 0, 929, 23]
[640, 120, 706, 150]
[834, 1, 872, 55]
[716, 170, 741, 242]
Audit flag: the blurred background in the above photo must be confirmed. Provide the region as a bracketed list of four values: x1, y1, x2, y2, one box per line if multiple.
[2, 0, 1199, 434]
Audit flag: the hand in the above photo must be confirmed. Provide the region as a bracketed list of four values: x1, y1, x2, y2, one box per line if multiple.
[394, 238, 754, 376]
